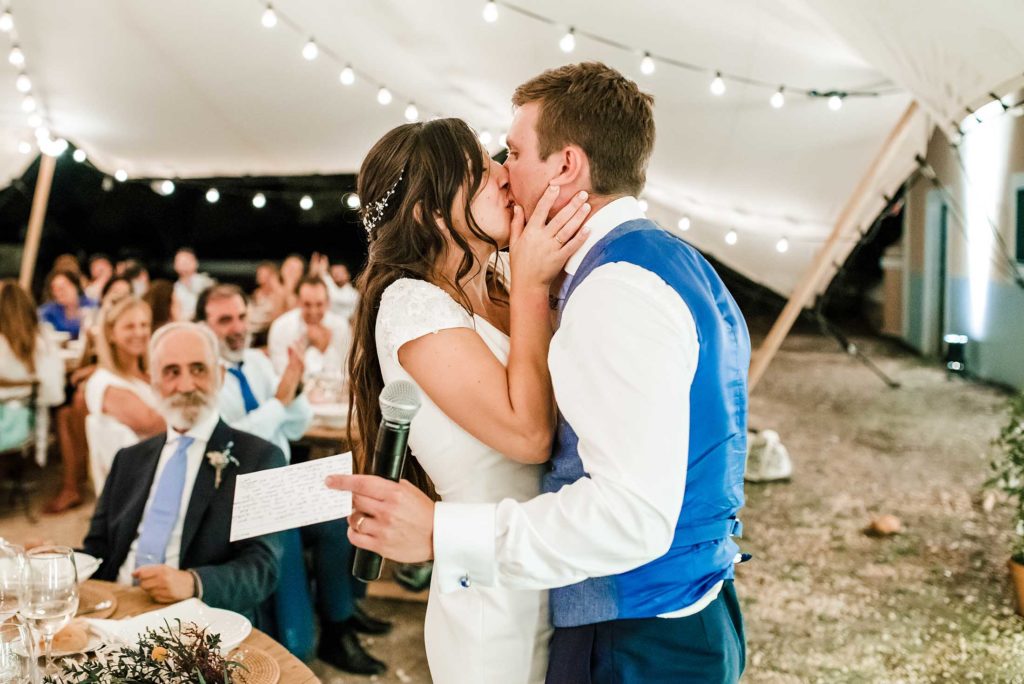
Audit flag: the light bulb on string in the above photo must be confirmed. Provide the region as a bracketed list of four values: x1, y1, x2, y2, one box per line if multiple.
[677, 216, 691, 232]
[479, 130, 493, 146]
[377, 87, 392, 106]
[710, 72, 726, 96]
[725, 229, 738, 245]
[482, 1, 498, 23]
[26, 113, 42, 128]
[640, 52, 655, 76]
[21, 95, 36, 113]
[252, 193, 267, 209]
[17, 141, 31, 155]
[404, 103, 419, 122]
[261, 4, 278, 28]
[8, 45, 23, 66]
[302, 38, 319, 61]
[33, 127, 50, 142]
[828, 94, 843, 111]
[206, 188, 220, 203]
[344, 193, 361, 210]
[770, 87, 785, 109]
[339, 65, 355, 86]
[559, 28, 576, 53]
[0, 11, 13, 33]
[114, 169, 128, 182]
[300, 195, 314, 210]
[158, 180, 175, 196]
[16, 74, 31, 94]
[72, 149, 86, 163]
[637, 199, 649, 213]
[41, 138, 68, 158]
[776, 237, 789, 253]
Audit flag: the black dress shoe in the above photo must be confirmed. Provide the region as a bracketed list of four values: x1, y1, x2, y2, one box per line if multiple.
[318, 628, 387, 676]
[351, 605, 393, 635]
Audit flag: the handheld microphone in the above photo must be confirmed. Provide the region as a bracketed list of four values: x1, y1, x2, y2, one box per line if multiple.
[352, 380, 422, 582]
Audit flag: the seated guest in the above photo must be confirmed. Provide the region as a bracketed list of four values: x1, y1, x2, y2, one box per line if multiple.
[249, 261, 288, 339]
[84, 297, 164, 493]
[144, 279, 183, 330]
[84, 254, 114, 302]
[38, 270, 97, 341]
[280, 254, 306, 311]
[0, 281, 65, 460]
[199, 284, 389, 675]
[81, 322, 284, 619]
[100, 275, 134, 307]
[268, 277, 351, 381]
[120, 259, 150, 296]
[172, 248, 214, 322]
[310, 254, 359, 321]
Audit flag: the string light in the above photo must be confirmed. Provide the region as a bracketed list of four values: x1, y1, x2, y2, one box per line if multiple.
[40, 137, 68, 157]
[17, 141, 31, 155]
[33, 126, 50, 142]
[344, 193, 361, 210]
[26, 113, 41, 128]
[404, 102, 419, 122]
[559, 28, 576, 53]
[710, 72, 726, 96]
[377, 87, 392, 105]
[300, 195, 314, 210]
[159, 180, 176, 196]
[339, 65, 355, 86]
[776, 237, 790, 253]
[261, 4, 277, 28]
[479, 130, 493, 146]
[640, 52, 656, 76]
[302, 38, 318, 61]
[677, 216, 691, 231]
[770, 87, 785, 109]
[15, 74, 30, 93]
[20, 95, 35, 112]
[72, 149, 87, 163]
[0, 10, 13, 33]
[8, 45, 23, 66]
[725, 229, 738, 245]
[252, 192, 267, 209]
[114, 169, 128, 182]
[482, 1, 498, 23]
[828, 94, 843, 111]
[206, 188, 220, 203]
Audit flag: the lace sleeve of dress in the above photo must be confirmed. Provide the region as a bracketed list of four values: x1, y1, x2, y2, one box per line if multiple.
[378, 279, 474, 363]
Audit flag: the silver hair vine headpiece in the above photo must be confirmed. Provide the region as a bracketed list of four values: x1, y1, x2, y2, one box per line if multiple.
[361, 169, 405, 234]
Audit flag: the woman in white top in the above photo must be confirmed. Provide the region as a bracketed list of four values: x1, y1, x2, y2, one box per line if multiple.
[347, 119, 590, 683]
[0, 280, 65, 462]
[84, 296, 163, 494]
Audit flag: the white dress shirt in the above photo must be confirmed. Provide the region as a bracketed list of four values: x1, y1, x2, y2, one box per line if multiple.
[117, 410, 221, 585]
[433, 196, 722, 618]
[321, 274, 360, 321]
[267, 308, 351, 380]
[174, 273, 214, 322]
[217, 348, 313, 461]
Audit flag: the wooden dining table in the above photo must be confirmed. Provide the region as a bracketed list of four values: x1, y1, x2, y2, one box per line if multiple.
[82, 580, 319, 684]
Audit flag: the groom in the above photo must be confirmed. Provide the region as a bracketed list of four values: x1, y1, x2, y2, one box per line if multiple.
[329, 62, 749, 683]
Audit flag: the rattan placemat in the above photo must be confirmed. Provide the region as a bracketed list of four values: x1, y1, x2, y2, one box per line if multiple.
[76, 583, 118, 619]
[231, 646, 280, 684]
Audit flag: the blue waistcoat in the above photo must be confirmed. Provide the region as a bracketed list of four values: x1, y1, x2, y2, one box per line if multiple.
[543, 219, 750, 628]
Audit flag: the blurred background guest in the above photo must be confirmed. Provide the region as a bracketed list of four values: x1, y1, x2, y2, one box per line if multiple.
[311, 254, 359, 322]
[0, 280, 65, 462]
[280, 254, 306, 311]
[120, 259, 150, 296]
[39, 270, 97, 341]
[249, 261, 289, 344]
[268, 276, 350, 381]
[84, 296, 164, 493]
[144, 279, 184, 330]
[172, 248, 214, 322]
[85, 254, 114, 301]
[100, 275, 134, 307]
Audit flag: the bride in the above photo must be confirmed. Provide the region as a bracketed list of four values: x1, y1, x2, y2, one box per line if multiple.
[347, 118, 590, 683]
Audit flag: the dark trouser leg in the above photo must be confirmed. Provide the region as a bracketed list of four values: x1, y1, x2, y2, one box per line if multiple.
[301, 518, 356, 623]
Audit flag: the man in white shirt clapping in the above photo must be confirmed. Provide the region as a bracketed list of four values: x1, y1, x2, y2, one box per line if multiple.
[267, 276, 351, 382]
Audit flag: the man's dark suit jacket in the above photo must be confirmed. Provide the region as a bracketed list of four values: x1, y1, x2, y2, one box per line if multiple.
[82, 418, 285, 619]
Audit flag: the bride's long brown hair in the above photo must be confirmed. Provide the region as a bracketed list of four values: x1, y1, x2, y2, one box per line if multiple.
[347, 118, 506, 490]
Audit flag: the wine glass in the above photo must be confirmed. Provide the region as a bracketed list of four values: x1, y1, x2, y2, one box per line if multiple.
[0, 622, 35, 684]
[0, 540, 25, 624]
[19, 546, 78, 676]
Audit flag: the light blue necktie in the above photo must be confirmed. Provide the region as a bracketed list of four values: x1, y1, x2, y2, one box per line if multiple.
[135, 435, 194, 569]
[227, 364, 260, 414]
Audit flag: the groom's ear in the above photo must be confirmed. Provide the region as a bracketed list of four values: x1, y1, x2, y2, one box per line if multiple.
[549, 144, 589, 190]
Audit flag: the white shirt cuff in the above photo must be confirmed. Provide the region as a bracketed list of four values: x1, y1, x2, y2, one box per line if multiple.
[433, 502, 497, 593]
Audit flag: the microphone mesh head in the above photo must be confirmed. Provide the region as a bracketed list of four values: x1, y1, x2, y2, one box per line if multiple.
[379, 380, 422, 424]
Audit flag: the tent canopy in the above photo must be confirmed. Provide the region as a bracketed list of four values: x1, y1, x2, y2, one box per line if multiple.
[3, 0, 1023, 294]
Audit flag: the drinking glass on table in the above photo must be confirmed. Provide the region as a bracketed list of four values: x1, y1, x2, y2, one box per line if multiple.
[0, 540, 25, 624]
[19, 546, 78, 676]
[0, 622, 35, 684]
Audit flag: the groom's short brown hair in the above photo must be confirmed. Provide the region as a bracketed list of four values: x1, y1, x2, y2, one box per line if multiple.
[512, 62, 655, 197]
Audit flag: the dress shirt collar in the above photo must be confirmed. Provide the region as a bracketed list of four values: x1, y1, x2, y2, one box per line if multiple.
[165, 408, 220, 449]
[564, 196, 645, 276]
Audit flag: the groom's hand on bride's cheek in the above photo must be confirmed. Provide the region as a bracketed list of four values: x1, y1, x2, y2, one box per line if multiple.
[325, 474, 435, 563]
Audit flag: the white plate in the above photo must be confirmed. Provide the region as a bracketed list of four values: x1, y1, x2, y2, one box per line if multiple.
[87, 598, 252, 654]
[73, 552, 102, 581]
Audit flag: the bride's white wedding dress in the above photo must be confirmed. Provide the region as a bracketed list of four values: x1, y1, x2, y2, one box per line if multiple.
[377, 278, 550, 684]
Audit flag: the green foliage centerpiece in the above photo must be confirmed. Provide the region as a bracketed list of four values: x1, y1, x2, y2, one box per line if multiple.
[988, 392, 1024, 615]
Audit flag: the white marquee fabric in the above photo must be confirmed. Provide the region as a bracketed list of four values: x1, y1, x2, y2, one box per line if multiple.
[1, 0, 1022, 295]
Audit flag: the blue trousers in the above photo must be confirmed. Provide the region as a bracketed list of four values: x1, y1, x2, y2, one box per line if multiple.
[301, 518, 365, 623]
[546, 580, 745, 684]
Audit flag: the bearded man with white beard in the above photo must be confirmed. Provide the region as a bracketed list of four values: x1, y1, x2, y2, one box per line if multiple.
[80, 322, 285, 621]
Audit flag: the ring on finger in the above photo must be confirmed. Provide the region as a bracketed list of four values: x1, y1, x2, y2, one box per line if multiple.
[354, 514, 367, 534]
[554, 236, 565, 246]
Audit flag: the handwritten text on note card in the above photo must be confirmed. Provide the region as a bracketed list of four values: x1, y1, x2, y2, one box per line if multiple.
[230, 452, 353, 542]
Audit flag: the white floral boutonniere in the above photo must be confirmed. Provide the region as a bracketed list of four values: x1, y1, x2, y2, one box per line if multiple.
[206, 441, 239, 489]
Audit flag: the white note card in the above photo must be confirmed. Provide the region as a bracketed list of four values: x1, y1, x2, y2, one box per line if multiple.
[230, 452, 353, 542]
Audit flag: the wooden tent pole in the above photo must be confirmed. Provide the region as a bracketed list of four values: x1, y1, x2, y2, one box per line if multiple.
[748, 101, 920, 392]
[18, 153, 58, 291]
